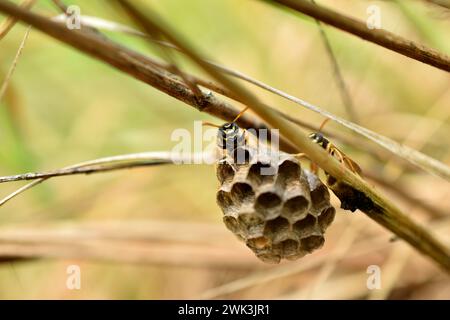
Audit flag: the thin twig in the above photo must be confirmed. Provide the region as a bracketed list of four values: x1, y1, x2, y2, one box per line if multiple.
[0, 0, 35, 40]
[0, 151, 212, 183]
[268, 0, 450, 72]
[382, 93, 450, 182]
[0, 180, 42, 207]
[311, 0, 357, 122]
[0, 151, 212, 206]
[424, 0, 450, 10]
[0, 0, 273, 141]
[0, 26, 30, 102]
[50, 0, 68, 13]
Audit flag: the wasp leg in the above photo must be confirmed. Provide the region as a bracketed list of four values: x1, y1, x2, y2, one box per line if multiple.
[293, 152, 308, 160]
[332, 148, 347, 169]
[333, 148, 359, 175]
[310, 162, 319, 175]
[293, 153, 318, 174]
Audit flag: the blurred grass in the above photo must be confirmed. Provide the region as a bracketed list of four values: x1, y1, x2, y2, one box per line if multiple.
[0, 0, 448, 299]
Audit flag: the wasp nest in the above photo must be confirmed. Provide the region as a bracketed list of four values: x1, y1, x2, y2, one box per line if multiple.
[216, 146, 335, 264]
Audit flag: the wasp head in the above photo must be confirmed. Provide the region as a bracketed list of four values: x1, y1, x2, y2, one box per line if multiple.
[217, 122, 245, 150]
[309, 132, 329, 149]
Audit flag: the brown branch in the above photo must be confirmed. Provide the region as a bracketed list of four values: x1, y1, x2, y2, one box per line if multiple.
[424, 0, 450, 10]
[269, 0, 450, 72]
[0, 161, 170, 183]
[50, 0, 68, 13]
[364, 172, 448, 219]
[0, 151, 211, 184]
[0, 0, 293, 149]
[0, 0, 35, 40]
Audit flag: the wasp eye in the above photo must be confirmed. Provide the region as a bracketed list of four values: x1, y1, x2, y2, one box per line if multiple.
[221, 122, 238, 135]
[315, 133, 324, 142]
[309, 133, 321, 143]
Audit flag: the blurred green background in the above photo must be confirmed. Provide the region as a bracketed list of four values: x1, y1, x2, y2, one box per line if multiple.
[0, 0, 449, 299]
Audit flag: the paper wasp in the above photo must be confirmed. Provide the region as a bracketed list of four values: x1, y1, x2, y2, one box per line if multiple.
[308, 119, 361, 175]
[203, 107, 247, 149]
[202, 108, 250, 163]
[206, 108, 361, 175]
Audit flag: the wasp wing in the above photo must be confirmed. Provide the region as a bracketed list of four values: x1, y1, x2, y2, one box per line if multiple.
[330, 146, 362, 175]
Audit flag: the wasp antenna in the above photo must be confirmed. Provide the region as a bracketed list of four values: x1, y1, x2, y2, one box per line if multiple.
[318, 118, 331, 132]
[233, 106, 249, 123]
[202, 121, 220, 128]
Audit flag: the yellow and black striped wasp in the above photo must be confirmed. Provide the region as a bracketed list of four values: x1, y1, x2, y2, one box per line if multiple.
[207, 108, 362, 176]
[305, 119, 367, 212]
[202, 108, 251, 165]
[209, 110, 365, 211]
[203, 108, 247, 152]
[307, 118, 362, 176]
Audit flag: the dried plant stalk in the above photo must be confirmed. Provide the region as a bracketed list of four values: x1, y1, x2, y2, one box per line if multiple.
[270, 0, 450, 72]
[0, 0, 448, 271]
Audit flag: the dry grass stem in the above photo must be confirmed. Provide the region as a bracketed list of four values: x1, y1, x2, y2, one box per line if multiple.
[0, 0, 35, 41]
[311, 0, 357, 122]
[270, 0, 450, 72]
[0, 151, 213, 206]
[0, 26, 30, 102]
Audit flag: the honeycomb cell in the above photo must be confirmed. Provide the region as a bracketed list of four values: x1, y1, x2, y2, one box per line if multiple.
[293, 214, 317, 237]
[217, 162, 235, 185]
[256, 253, 281, 264]
[282, 195, 309, 221]
[216, 190, 235, 215]
[238, 212, 263, 225]
[238, 213, 265, 235]
[318, 207, 336, 231]
[264, 216, 290, 243]
[310, 180, 330, 208]
[280, 239, 299, 256]
[276, 160, 301, 188]
[285, 251, 307, 261]
[223, 215, 240, 235]
[230, 182, 255, 205]
[301, 235, 325, 252]
[247, 162, 276, 185]
[255, 192, 282, 219]
[247, 236, 271, 250]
